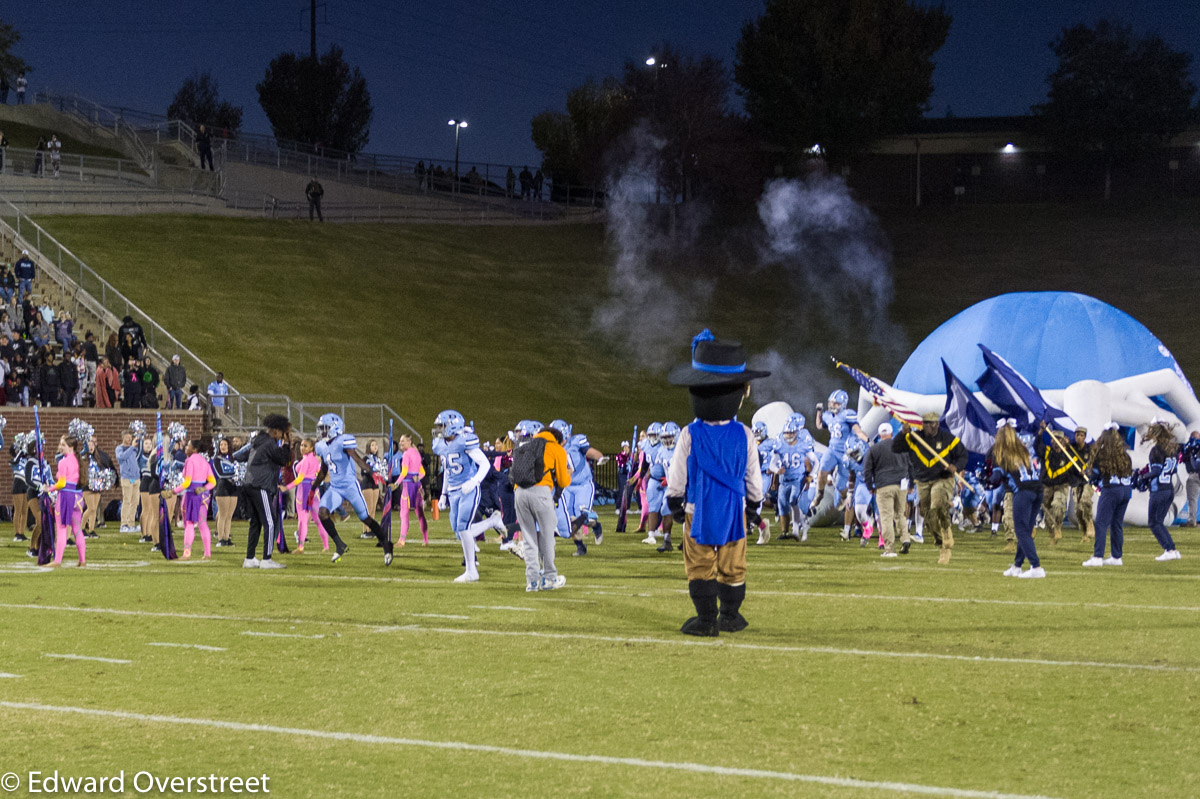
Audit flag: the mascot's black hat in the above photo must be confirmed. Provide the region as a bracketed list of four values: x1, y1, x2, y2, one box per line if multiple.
[668, 329, 770, 387]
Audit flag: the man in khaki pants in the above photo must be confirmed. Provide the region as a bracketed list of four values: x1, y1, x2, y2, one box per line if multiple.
[893, 412, 967, 564]
[114, 430, 142, 533]
[863, 423, 912, 557]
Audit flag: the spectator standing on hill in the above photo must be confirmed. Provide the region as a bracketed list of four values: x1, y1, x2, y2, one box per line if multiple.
[94, 355, 119, 408]
[49, 136, 61, 178]
[32, 136, 43, 177]
[15, 73, 25, 104]
[0, 129, 7, 173]
[518, 166, 532, 199]
[0, 74, 8, 104]
[305, 177, 324, 222]
[505, 167, 515, 198]
[196, 124, 214, 171]
[164, 354, 186, 409]
[14, 250, 34, 305]
[414, 160, 426, 190]
[533, 168, 544, 200]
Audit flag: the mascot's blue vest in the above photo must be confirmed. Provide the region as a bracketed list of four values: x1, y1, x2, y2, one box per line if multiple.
[685, 420, 747, 546]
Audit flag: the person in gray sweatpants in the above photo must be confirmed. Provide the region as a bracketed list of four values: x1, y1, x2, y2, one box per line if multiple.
[514, 428, 571, 592]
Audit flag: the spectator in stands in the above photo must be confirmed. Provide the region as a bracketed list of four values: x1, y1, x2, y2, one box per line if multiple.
[519, 166, 532, 199]
[104, 332, 120, 371]
[49, 135, 61, 178]
[58, 351, 79, 407]
[94, 355, 120, 408]
[20, 298, 35, 335]
[32, 136, 44, 177]
[139, 359, 160, 408]
[54, 311, 75, 350]
[82, 331, 98, 388]
[505, 167, 515, 198]
[0, 312, 12, 341]
[533, 168, 544, 200]
[6, 353, 26, 405]
[305, 176, 324, 222]
[164, 354, 186, 409]
[15, 73, 25, 104]
[197, 124, 214, 171]
[40, 352, 61, 406]
[122, 357, 142, 408]
[0, 265, 13, 304]
[119, 332, 143, 367]
[186, 384, 202, 410]
[14, 250, 34, 305]
[30, 317, 51, 349]
[207, 372, 229, 414]
[118, 315, 145, 351]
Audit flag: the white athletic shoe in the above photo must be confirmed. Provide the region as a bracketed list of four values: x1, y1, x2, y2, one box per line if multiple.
[499, 540, 514, 552]
[880, 551, 898, 558]
[642, 535, 657, 545]
[1002, 565, 1022, 577]
[512, 540, 526, 559]
[488, 509, 505, 531]
[1018, 567, 1046, 579]
[120, 525, 131, 533]
[911, 531, 924, 544]
[259, 558, 287, 570]
[1171, 550, 1182, 560]
[1103, 557, 1123, 566]
[1081, 556, 1104, 567]
[756, 525, 770, 545]
[242, 558, 260, 569]
[1155, 550, 1174, 562]
[453, 573, 478, 583]
[542, 574, 566, 591]
[526, 581, 540, 592]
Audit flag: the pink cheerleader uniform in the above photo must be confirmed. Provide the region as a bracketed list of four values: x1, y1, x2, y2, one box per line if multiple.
[175, 452, 216, 559]
[397, 446, 428, 545]
[52, 452, 85, 566]
[288, 452, 328, 551]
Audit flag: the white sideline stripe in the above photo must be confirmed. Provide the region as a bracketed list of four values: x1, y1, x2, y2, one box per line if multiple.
[386, 625, 1200, 674]
[0, 701, 1060, 799]
[147, 642, 227, 652]
[469, 605, 537, 612]
[241, 631, 325, 640]
[408, 613, 470, 620]
[44, 653, 131, 664]
[0, 673, 22, 678]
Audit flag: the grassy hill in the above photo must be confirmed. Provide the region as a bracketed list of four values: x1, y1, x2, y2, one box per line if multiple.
[0, 118, 128, 160]
[39, 201, 1200, 446]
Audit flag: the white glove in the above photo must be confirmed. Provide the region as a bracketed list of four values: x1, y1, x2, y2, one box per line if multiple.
[438, 495, 449, 511]
[595, 456, 610, 466]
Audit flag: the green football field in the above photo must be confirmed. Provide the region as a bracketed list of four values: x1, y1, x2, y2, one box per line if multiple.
[1, 515, 1197, 798]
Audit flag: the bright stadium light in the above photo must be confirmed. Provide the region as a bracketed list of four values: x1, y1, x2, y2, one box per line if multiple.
[448, 119, 468, 191]
[1003, 143, 1017, 153]
[646, 57, 655, 66]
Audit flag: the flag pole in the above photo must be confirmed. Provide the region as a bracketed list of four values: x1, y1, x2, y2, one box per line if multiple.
[1042, 423, 1090, 480]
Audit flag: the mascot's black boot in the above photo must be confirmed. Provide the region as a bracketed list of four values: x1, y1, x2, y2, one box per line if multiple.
[716, 582, 748, 632]
[681, 579, 720, 637]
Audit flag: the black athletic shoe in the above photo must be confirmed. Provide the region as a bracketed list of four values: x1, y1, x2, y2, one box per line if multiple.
[680, 616, 719, 637]
[13, 533, 27, 542]
[900, 541, 911, 555]
[66, 538, 75, 546]
[593, 523, 603, 545]
[139, 535, 153, 543]
[149, 544, 161, 553]
[359, 532, 375, 539]
[84, 532, 98, 539]
[332, 543, 348, 563]
[383, 543, 394, 566]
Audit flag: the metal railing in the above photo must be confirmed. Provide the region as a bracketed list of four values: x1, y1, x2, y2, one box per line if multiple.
[33, 92, 152, 168]
[239, 192, 594, 223]
[0, 145, 151, 185]
[0, 194, 422, 440]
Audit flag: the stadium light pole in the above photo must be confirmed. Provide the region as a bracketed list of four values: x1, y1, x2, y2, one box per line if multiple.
[646, 57, 666, 203]
[448, 119, 467, 193]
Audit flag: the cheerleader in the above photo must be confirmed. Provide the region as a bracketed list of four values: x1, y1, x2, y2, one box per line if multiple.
[82, 432, 114, 538]
[163, 438, 186, 525]
[174, 439, 215, 560]
[359, 439, 385, 537]
[1083, 425, 1133, 567]
[391, 434, 428, 545]
[1142, 421, 1182, 562]
[49, 434, 87, 567]
[138, 437, 161, 550]
[211, 438, 239, 547]
[22, 437, 45, 557]
[991, 421, 1045, 578]
[11, 433, 29, 545]
[286, 438, 328, 552]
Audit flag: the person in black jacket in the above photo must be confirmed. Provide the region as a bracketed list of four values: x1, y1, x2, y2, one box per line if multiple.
[196, 124, 214, 171]
[234, 414, 293, 569]
[893, 412, 968, 565]
[57, 357, 78, 408]
[40, 353, 62, 407]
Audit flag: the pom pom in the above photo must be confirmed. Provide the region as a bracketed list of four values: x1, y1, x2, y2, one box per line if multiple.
[168, 422, 188, 443]
[68, 418, 94, 444]
[130, 420, 146, 439]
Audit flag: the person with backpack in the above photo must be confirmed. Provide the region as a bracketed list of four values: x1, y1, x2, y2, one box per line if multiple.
[511, 419, 571, 592]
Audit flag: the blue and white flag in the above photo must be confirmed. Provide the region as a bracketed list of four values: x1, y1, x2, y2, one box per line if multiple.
[942, 360, 996, 455]
[976, 345, 1077, 433]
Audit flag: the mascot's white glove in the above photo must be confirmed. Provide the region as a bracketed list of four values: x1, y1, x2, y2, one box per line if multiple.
[438, 495, 449, 511]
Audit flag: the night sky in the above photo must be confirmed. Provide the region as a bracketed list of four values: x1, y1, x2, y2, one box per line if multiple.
[7, 0, 1199, 167]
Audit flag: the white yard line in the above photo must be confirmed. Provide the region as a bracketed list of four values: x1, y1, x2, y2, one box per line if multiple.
[240, 631, 325, 640]
[0, 700, 1061, 799]
[43, 653, 131, 664]
[146, 642, 227, 652]
[469, 605, 537, 612]
[0, 673, 21, 678]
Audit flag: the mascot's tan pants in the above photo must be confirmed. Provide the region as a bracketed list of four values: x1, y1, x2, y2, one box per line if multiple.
[683, 525, 746, 585]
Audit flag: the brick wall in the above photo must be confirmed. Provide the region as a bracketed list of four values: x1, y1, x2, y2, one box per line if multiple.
[1, 408, 207, 508]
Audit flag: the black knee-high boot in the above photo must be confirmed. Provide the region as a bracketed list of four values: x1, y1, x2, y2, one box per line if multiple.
[717, 582, 748, 632]
[680, 579, 719, 637]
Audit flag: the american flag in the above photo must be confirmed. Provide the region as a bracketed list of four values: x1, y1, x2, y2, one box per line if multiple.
[833, 359, 924, 426]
